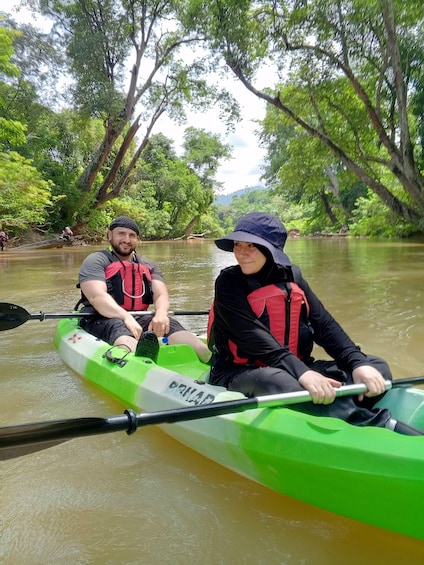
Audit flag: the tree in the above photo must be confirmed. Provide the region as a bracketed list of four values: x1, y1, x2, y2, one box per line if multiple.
[27, 0, 237, 227]
[0, 23, 53, 234]
[183, 127, 231, 190]
[2, 49, 106, 230]
[0, 24, 27, 147]
[115, 133, 215, 238]
[191, 0, 424, 230]
[260, 105, 364, 230]
[182, 127, 231, 231]
[0, 152, 53, 233]
[214, 187, 305, 233]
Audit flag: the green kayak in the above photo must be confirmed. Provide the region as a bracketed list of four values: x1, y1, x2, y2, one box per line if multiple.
[54, 318, 424, 541]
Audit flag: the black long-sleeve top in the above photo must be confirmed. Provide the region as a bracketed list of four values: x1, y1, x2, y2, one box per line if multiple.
[210, 261, 368, 387]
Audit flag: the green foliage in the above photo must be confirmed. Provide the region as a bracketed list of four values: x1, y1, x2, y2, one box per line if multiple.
[183, 127, 231, 179]
[194, 0, 424, 228]
[182, 127, 232, 210]
[79, 208, 112, 239]
[195, 209, 226, 237]
[64, 0, 130, 119]
[133, 153, 203, 238]
[99, 132, 228, 239]
[213, 187, 312, 233]
[0, 24, 54, 235]
[0, 25, 27, 148]
[5, 97, 106, 229]
[349, 192, 417, 238]
[0, 152, 53, 234]
[0, 24, 20, 79]
[0, 117, 27, 147]
[28, 0, 240, 225]
[3, 1, 424, 240]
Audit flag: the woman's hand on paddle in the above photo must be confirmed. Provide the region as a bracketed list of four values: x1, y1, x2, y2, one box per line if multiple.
[298, 371, 342, 404]
[352, 365, 387, 401]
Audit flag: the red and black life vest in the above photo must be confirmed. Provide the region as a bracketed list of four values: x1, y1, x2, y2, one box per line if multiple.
[79, 250, 153, 311]
[208, 279, 311, 365]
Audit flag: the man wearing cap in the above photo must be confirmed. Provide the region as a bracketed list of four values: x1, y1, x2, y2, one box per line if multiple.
[209, 212, 421, 434]
[77, 216, 211, 363]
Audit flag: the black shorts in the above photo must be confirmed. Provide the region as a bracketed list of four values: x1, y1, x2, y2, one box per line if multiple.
[80, 313, 185, 345]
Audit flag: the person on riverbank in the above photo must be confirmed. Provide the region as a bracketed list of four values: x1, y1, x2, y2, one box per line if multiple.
[77, 215, 211, 363]
[208, 212, 421, 435]
[61, 226, 73, 241]
[0, 230, 8, 251]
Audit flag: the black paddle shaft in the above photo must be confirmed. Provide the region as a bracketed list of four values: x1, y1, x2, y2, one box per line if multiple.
[0, 382, 395, 461]
[1, 378, 423, 461]
[0, 302, 209, 331]
[0, 401, 259, 460]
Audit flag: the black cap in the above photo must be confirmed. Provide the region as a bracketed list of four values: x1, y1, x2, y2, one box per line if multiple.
[108, 216, 140, 235]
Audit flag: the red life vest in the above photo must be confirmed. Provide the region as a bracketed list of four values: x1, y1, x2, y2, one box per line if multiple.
[208, 281, 310, 364]
[104, 258, 153, 311]
[77, 250, 154, 312]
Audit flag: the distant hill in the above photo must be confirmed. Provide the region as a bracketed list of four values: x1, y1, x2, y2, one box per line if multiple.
[214, 184, 266, 206]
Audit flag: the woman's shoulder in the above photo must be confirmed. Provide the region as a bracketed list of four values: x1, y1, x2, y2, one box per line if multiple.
[217, 265, 241, 279]
[289, 264, 303, 282]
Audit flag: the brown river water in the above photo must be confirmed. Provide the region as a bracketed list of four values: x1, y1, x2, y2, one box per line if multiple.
[1, 237, 424, 564]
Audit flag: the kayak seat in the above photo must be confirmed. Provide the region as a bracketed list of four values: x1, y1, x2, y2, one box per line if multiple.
[378, 387, 424, 430]
[157, 343, 211, 381]
[407, 400, 424, 430]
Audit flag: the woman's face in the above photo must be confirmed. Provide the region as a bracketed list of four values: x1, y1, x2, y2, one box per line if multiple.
[233, 241, 267, 275]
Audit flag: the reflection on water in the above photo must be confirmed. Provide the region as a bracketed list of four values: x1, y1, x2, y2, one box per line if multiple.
[1, 238, 424, 563]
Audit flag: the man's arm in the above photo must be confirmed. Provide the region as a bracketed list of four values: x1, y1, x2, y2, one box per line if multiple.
[80, 279, 142, 340]
[148, 279, 171, 336]
[80, 280, 125, 318]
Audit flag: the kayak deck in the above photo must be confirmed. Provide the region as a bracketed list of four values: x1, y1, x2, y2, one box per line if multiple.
[379, 386, 424, 430]
[54, 318, 424, 541]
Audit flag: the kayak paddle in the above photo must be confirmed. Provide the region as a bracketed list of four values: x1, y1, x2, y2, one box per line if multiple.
[0, 302, 209, 331]
[0, 382, 392, 461]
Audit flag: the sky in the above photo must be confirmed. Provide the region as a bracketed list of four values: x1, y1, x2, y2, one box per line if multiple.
[6, 2, 270, 196]
[160, 82, 269, 196]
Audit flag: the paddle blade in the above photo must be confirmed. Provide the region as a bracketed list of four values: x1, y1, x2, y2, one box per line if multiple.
[1, 440, 68, 461]
[0, 303, 30, 331]
[0, 415, 131, 461]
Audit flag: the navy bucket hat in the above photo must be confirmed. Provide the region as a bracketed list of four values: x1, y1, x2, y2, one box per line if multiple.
[215, 212, 291, 266]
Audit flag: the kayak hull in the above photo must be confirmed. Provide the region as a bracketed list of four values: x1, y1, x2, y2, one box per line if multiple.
[54, 319, 424, 540]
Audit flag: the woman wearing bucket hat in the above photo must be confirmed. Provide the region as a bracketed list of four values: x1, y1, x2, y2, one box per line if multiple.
[208, 212, 420, 434]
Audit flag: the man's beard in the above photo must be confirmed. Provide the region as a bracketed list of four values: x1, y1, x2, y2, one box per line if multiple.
[110, 241, 135, 258]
